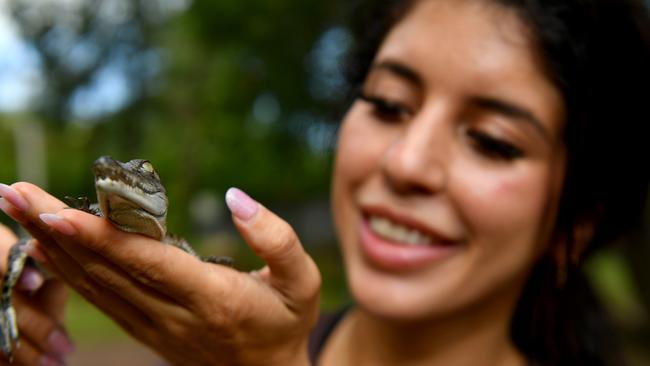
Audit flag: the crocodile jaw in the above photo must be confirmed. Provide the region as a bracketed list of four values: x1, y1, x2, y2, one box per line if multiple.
[95, 177, 167, 217]
[95, 178, 168, 240]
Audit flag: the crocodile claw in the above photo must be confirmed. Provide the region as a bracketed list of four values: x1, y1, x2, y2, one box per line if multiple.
[204, 256, 235, 267]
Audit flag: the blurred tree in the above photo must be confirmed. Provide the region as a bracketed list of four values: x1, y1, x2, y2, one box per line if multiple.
[132, 0, 347, 231]
[8, 0, 173, 126]
[4, 0, 348, 236]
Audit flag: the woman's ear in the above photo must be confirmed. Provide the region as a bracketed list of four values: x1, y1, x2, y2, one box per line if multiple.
[569, 218, 596, 264]
[552, 216, 597, 287]
[553, 210, 600, 265]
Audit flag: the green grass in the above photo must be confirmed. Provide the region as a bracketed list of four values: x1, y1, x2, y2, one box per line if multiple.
[65, 292, 131, 344]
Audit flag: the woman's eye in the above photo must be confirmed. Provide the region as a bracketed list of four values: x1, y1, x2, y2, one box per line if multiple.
[358, 92, 411, 122]
[466, 129, 524, 161]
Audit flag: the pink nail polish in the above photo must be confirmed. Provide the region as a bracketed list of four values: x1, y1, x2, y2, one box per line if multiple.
[18, 266, 45, 292]
[48, 329, 75, 355]
[0, 198, 12, 213]
[0, 183, 30, 211]
[225, 188, 259, 221]
[0, 198, 29, 224]
[40, 213, 77, 236]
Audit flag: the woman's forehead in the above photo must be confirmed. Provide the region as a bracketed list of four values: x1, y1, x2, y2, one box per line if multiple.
[379, 0, 533, 73]
[374, 0, 566, 141]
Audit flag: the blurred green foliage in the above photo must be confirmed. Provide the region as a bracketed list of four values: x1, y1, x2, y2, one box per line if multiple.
[0, 0, 347, 235]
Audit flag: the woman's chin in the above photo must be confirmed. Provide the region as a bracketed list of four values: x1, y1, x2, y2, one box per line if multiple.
[345, 261, 460, 323]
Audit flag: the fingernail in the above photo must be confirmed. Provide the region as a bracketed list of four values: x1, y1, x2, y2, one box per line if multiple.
[48, 329, 74, 356]
[0, 197, 8, 211]
[0, 198, 28, 224]
[40, 213, 77, 236]
[22, 239, 48, 263]
[0, 183, 29, 211]
[39, 354, 65, 366]
[18, 266, 45, 292]
[225, 187, 259, 221]
[0, 198, 12, 213]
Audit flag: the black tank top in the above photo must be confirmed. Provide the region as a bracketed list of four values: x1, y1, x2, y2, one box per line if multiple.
[307, 307, 543, 365]
[308, 308, 349, 364]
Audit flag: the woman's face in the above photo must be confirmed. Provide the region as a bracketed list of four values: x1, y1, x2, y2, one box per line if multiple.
[332, 0, 567, 321]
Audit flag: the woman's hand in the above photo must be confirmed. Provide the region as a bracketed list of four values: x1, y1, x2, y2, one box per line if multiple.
[0, 219, 71, 366]
[0, 183, 321, 366]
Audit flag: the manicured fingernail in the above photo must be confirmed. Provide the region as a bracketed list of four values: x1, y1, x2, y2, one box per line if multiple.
[39, 354, 65, 366]
[22, 239, 48, 263]
[18, 266, 45, 292]
[48, 329, 74, 356]
[0, 198, 12, 213]
[40, 213, 77, 236]
[0, 198, 28, 224]
[0, 183, 29, 211]
[225, 188, 259, 221]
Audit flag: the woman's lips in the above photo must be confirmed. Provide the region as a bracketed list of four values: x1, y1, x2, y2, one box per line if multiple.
[359, 215, 459, 271]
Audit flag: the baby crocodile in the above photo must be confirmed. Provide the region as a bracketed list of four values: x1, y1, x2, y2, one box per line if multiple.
[0, 156, 233, 360]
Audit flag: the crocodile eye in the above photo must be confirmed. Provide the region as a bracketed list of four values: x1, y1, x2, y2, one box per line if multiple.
[141, 161, 155, 173]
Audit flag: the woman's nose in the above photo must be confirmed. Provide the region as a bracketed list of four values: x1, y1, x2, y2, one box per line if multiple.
[381, 114, 449, 195]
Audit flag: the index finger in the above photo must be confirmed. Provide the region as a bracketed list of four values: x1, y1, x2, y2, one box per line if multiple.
[47, 208, 233, 302]
[5, 182, 235, 302]
[226, 188, 321, 311]
[0, 182, 69, 247]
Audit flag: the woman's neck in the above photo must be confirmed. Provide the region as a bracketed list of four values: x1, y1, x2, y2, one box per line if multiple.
[319, 289, 527, 366]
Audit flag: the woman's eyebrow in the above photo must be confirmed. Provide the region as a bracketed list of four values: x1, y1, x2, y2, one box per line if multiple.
[371, 60, 422, 86]
[472, 96, 552, 142]
[370, 61, 553, 142]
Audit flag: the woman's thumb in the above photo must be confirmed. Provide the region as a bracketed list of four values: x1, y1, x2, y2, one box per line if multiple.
[225, 188, 320, 309]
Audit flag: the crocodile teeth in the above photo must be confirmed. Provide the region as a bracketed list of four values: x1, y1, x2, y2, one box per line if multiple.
[369, 215, 433, 245]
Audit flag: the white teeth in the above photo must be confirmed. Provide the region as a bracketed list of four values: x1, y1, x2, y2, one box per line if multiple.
[369, 215, 433, 246]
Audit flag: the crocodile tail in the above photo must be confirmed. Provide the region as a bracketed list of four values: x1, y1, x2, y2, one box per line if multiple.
[0, 239, 30, 360]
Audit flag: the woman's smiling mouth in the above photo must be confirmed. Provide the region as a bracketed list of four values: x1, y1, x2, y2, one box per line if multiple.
[359, 210, 462, 271]
[370, 215, 449, 246]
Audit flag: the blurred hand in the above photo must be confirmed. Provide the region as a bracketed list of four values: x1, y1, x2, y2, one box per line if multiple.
[0, 183, 321, 366]
[0, 218, 71, 366]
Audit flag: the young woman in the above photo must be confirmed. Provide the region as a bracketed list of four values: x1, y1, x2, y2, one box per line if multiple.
[0, 0, 648, 365]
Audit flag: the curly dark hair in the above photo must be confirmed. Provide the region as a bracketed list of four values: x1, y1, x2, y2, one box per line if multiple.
[343, 0, 650, 364]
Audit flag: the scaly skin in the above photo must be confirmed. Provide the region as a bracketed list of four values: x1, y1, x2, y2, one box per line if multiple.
[0, 156, 233, 360]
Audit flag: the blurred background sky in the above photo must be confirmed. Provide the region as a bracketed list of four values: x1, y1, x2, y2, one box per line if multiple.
[0, 0, 647, 365]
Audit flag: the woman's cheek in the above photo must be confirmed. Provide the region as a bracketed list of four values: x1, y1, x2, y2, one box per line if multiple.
[332, 112, 370, 229]
[453, 163, 554, 247]
[335, 113, 386, 185]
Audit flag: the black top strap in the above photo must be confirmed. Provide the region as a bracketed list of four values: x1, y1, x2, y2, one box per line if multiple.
[308, 307, 349, 365]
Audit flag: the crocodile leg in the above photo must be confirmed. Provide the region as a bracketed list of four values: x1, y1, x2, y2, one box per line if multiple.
[0, 239, 31, 361]
[203, 256, 235, 266]
[64, 196, 100, 216]
[163, 234, 233, 267]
